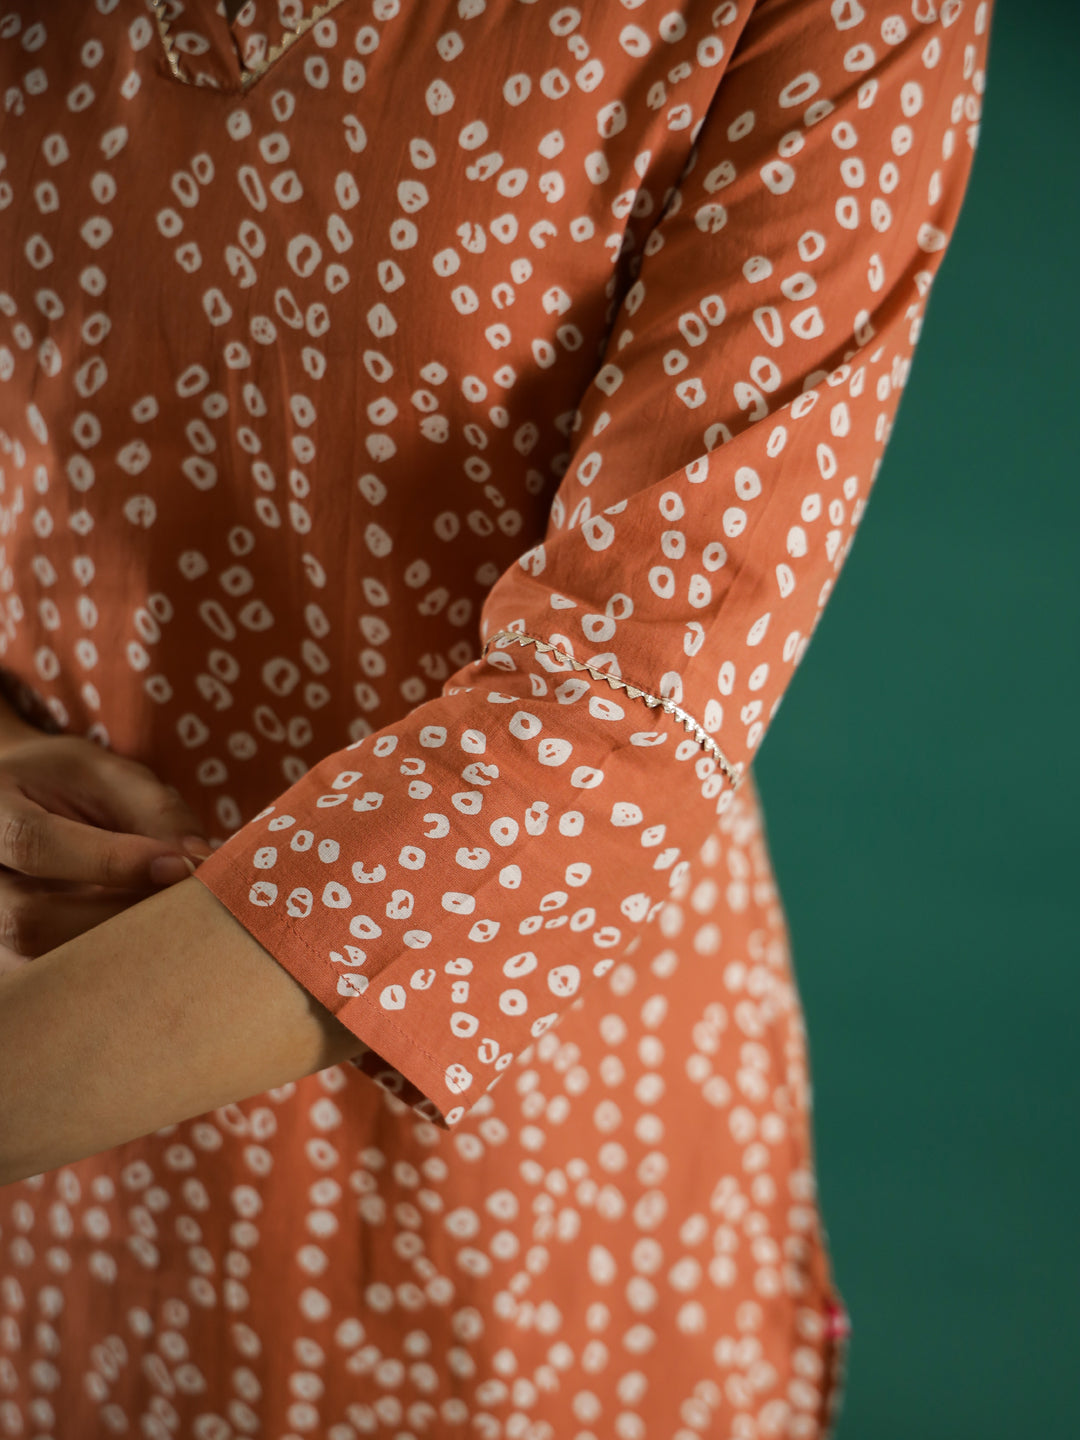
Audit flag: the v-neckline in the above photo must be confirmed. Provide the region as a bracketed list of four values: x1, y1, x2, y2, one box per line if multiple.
[149, 0, 351, 95]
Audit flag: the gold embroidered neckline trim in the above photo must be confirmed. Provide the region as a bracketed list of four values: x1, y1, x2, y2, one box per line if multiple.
[149, 0, 350, 93]
[148, 0, 186, 84]
[480, 628, 743, 790]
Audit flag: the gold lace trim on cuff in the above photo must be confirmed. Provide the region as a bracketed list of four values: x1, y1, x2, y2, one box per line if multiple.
[480, 628, 743, 790]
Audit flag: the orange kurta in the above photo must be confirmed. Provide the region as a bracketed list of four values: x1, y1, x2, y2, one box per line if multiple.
[0, 0, 990, 1435]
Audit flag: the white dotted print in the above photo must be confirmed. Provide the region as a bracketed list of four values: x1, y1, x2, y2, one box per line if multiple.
[0, 0, 990, 1432]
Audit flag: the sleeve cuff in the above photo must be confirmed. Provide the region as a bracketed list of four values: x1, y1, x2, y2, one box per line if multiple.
[192, 846, 459, 1129]
[185, 653, 737, 1130]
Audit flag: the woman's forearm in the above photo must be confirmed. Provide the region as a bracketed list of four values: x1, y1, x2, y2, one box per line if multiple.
[0, 874, 367, 1186]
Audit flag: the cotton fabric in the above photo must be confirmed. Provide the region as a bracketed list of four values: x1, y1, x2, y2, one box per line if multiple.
[0, 0, 990, 1434]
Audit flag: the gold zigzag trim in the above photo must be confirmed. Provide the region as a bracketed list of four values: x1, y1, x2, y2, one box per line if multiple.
[234, 0, 350, 91]
[480, 628, 743, 790]
[149, 0, 350, 92]
[148, 0, 186, 83]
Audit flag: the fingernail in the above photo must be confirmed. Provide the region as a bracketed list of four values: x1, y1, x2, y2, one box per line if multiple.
[181, 835, 214, 861]
[151, 854, 197, 886]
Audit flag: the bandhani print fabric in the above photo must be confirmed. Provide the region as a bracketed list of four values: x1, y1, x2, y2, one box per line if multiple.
[0, 0, 990, 1435]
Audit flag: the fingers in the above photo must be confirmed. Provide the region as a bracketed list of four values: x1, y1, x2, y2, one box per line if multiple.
[51, 747, 212, 857]
[0, 874, 158, 960]
[0, 792, 199, 890]
[0, 739, 214, 884]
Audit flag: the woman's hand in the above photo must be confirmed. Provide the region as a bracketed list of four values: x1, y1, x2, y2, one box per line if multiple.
[0, 724, 212, 973]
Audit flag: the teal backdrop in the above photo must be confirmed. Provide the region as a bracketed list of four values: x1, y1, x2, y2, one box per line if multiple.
[753, 0, 1080, 1435]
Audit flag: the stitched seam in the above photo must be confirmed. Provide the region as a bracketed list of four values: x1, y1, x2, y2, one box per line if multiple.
[480, 627, 742, 789]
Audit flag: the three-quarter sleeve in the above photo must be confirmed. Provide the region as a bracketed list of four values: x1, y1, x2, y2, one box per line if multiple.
[193, 0, 991, 1128]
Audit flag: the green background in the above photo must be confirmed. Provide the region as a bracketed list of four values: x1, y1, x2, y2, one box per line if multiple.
[754, 1, 1080, 1436]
